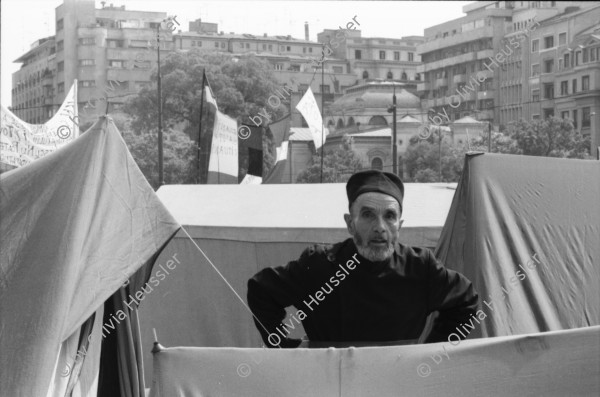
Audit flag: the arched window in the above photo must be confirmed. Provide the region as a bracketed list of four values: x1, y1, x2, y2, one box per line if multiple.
[415, 73, 421, 81]
[347, 117, 355, 126]
[371, 157, 383, 171]
[362, 71, 369, 79]
[327, 120, 334, 127]
[401, 72, 407, 80]
[336, 118, 345, 128]
[387, 71, 393, 79]
[368, 115, 388, 126]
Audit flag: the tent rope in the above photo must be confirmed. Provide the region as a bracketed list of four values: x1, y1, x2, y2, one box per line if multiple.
[179, 225, 281, 348]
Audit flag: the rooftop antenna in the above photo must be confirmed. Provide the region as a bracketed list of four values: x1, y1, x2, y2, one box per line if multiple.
[101, 1, 106, 8]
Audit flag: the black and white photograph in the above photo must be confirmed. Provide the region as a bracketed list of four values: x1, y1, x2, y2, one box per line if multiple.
[1, 0, 599, 396]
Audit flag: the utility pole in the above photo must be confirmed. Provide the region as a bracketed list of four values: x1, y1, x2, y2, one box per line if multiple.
[488, 121, 492, 153]
[387, 83, 397, 175]
[157, 24, 164, 187]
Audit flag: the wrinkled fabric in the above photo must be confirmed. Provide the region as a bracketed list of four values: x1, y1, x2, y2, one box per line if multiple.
[149, 326, 599, 397]
[0, 116, 179, 397]
[436, 153, 600, 337]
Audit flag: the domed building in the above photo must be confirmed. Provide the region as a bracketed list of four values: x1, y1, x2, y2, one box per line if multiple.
[321, 80, 427, 177]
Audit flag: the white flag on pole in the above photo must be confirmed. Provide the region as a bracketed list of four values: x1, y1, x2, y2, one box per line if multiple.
[296, 87, 325, 149]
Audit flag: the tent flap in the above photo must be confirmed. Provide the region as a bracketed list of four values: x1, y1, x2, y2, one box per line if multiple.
[436, 153, 600, 337]
[0, 116, 180, 396]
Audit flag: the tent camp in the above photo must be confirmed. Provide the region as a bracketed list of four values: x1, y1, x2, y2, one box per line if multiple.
[0, 117, 180, 397]
[144, 153, 599, 395]
[137, 182, 457, 380]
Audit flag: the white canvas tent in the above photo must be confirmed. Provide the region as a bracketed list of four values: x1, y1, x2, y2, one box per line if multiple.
[0, 116, 179, 397]
[138, 182, 456, 380]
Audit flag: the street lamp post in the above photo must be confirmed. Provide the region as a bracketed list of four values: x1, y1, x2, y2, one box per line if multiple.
[387, 83, 397, 175]
[157, 24, 164, 187]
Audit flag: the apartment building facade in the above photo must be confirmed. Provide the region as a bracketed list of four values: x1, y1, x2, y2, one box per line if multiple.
[11, 0, 174, 124]
[416, 1, 593, 129]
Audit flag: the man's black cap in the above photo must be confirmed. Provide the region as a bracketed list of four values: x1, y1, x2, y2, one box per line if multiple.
[346, 170, 404, 211]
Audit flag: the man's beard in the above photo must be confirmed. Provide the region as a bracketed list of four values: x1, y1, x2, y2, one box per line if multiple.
[353, 233, 396, 262]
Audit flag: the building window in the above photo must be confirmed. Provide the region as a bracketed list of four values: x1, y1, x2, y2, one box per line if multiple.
[368, 115, 387, 126]
[544, 36, 554, 49]
[560, 81, 568, 95]
[572, 79, 577, 93]
[573, 109, 578, 128]
[309, 47, 313, 52]
[245, 43, 250, 49]
[287, 46, 291, 51]
[57, 18, 63, 31]
[386, 71, 393, 79]
[564, 53, 570, 68]
[215, 42, 219, 48]
[543, 59, 554, 73]
[371, 157, 383, 171]
[221, 42, 225, 49]
[58, 82, 64, 93]
[408, 52, 414, 61]
[355, 50, 362, 59]
[108, 60, 124, 68]
[561, 111, 569, 119]
[583, 48, 589, 63]
[582, 75, 590, 91]
[57, 40, 64, 51]
[582, 107, 591, 128]
[362, 70, 369, 79]
[532, 89, 540, 102]
[58, 61, 64, 72]
[402, 72, 407, 80]
[79, 37, 96, 46]
[543, 83, 554, 99]
[531, 63, 539, 77]
[379, 51, 386, 60]
[79, 80, 96, 87]
[558, 33, 566, 46]
[394, 51, 400, 61]
[320, 85, 330, 94]
[532, 39, 539, 52]
[107, 39, 124, 48]
[274, 63, 283, 71]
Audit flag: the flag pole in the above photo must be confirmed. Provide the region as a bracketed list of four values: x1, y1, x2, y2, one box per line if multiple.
[197, 70, 206, 183]
[320, 43, 325, 183]
[157, 23, 164, 187]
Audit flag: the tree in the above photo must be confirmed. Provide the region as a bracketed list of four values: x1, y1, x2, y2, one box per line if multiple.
[506, 117, 591, 158]
[404, 134, 465, 182]
[122, 126, 196, 189]
[122, 49, 283, 179]
[296, 135, 363, 183]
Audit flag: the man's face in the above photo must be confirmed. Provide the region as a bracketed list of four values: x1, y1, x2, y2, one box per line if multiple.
[343, 192, 403, 262]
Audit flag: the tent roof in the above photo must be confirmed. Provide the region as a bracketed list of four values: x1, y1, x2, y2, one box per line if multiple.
[156, 183, 456, 246]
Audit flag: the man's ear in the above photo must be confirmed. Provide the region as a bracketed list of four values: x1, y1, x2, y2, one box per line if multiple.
[343, 213, 354, 235]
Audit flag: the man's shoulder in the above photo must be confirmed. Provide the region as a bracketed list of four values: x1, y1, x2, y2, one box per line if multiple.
[299, 239, 352, 264]
[395, 244, 438, 274]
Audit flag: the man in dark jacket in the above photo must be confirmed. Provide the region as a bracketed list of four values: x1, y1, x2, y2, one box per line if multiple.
[247, 170, 478, 348]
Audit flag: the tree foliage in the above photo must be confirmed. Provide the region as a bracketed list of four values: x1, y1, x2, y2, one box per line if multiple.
[122, 49, 284, 180]
[296, 135, 363, 183]
[404, 134, 466, 182]
[505, 117, 591, 158]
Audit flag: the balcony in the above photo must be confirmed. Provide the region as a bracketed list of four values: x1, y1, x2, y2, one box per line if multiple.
[476, 49, 494, 60]
[435, 77, 448, 86]
[417, 82, 430, 91]
[477, 90, 495, 100]
[420, 52, 477, 73]
[477, 69, 494, 80]
[418, 26, 494, 54]
[454, 90, 476, 101]
[453, 74, 466, 84]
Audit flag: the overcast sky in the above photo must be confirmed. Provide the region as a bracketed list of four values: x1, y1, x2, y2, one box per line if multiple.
[1, 0, 472, 106]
